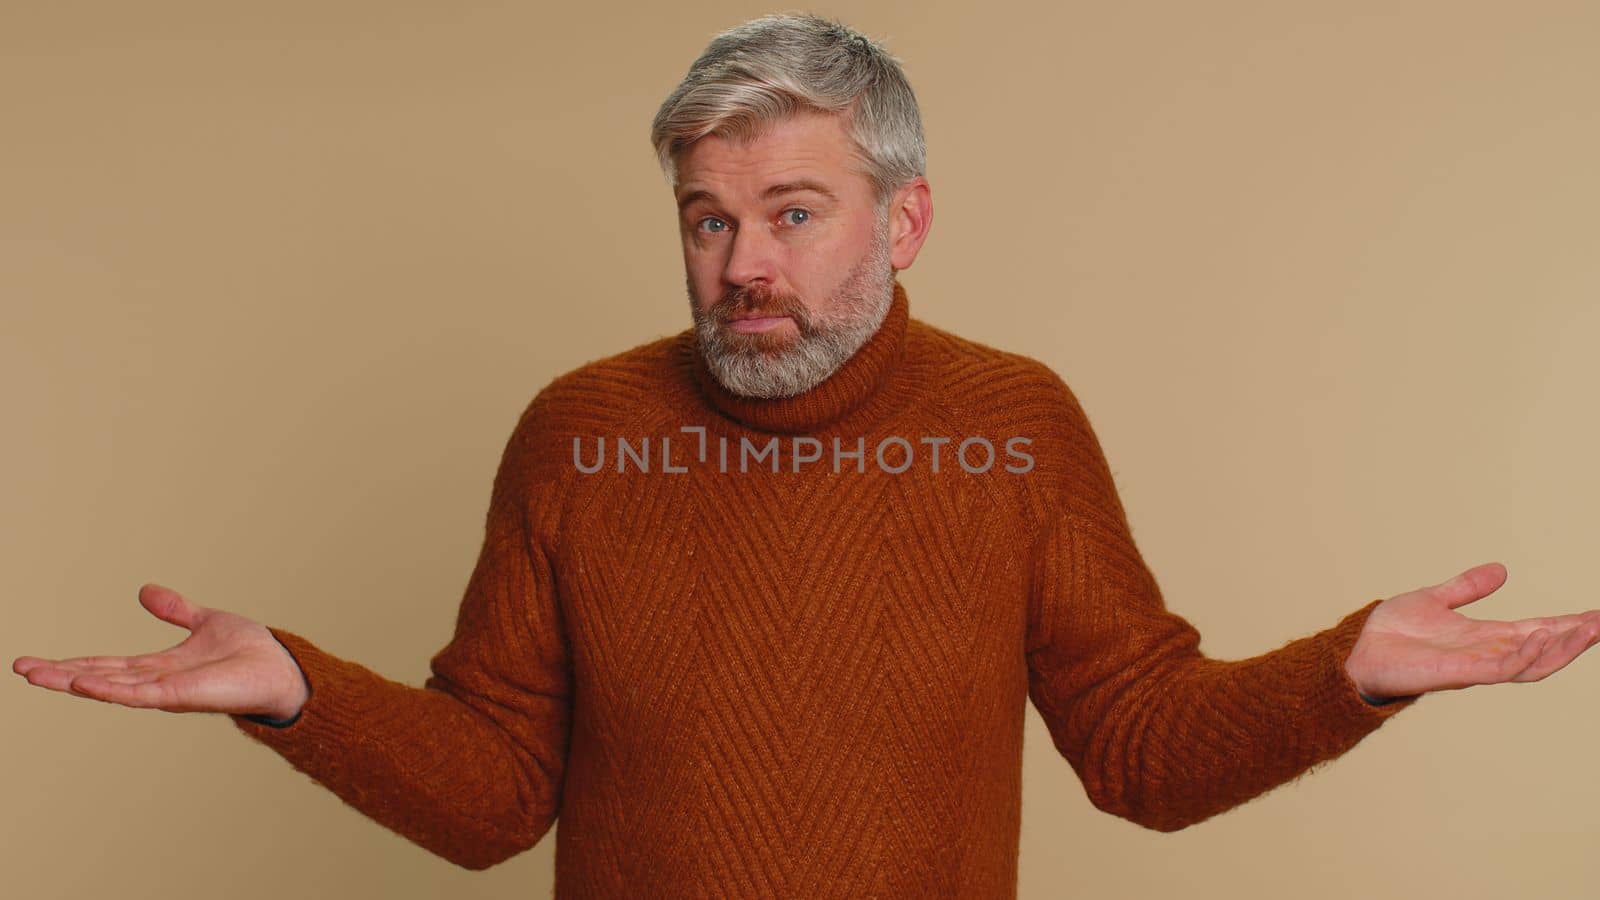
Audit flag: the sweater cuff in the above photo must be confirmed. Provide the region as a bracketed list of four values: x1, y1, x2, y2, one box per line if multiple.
[229, 625, 415, 757]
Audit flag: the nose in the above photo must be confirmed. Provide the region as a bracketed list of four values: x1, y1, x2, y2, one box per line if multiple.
[722, 223, 779, 289]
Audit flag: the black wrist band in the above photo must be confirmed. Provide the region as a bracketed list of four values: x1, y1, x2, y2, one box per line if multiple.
[241, 707, 302, 728]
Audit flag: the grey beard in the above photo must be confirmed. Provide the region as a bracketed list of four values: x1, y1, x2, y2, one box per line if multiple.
[690, 225, 894, 400]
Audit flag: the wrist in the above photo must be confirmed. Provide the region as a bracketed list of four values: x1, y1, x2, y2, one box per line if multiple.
[256, 631, 311, 725]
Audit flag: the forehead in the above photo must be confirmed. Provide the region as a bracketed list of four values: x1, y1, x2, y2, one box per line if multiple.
[674, 111, 870, 204]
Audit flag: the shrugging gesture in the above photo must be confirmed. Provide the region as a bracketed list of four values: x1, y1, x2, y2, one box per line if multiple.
[1346, 562, 1600, 701]
[13, 583, 310, 722]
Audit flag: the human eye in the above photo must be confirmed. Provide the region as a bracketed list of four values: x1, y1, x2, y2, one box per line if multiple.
[779, 208, 812, 226]
[696, 216, 731, 234]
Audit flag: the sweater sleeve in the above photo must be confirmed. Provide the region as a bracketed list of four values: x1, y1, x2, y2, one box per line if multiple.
[228, 396, 574, 870]
[1022, 383, 1418, 833]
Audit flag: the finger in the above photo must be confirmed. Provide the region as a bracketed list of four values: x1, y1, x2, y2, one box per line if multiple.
[1512, 618, 1600, 684]
[19, 664, 82, 694]
[68, 673, 170, 710]
[23, 662, 172, 698]
[17, 657, 170, 679]
[28, 655, 135, 671]
[139, 583, 204, 631]
[50, 656, 172, 675]
[1507, 622, 1589, 683]
[14, 656, 48, 676]
[1505, 609, 1600, 640]
[92, 671, 163, 686]
[22, 664, 112, 696]
[24, 656, 149, 675]
[21, 663, 136, 695]
[1494, 628, 1550, 682]
[1434, 561, 1510, 610]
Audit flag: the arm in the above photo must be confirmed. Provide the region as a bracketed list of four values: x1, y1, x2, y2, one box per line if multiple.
[230, 397, 574, 870]
[1022, 377, 1415, 833]
[1025, 510, 1415, 833]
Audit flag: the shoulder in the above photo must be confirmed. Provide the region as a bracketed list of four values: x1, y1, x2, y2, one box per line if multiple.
[907, 317, 1120, 518]
[907, 317, 1095, 438]
[504, 330, 692, 470]
[539, 332, 686, 418]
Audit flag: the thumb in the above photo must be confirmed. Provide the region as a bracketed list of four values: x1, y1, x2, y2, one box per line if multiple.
[1432, 561, 1509, 610]
[138, 582, 204, 631]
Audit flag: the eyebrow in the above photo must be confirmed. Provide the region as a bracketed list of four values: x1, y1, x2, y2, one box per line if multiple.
[676, 179, 839, 212]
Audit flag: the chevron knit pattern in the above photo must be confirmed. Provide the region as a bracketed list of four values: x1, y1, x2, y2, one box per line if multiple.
[232, 280, 1417, 898]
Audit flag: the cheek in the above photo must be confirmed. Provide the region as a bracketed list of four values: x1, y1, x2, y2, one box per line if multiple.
[788, 225, 855, 279]
[683, 265, 718, 311]
[681, 241, 714, 284]
[682, 235, 728, 274]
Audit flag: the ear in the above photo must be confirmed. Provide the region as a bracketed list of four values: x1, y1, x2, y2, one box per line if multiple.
[885, 177, 932, 271]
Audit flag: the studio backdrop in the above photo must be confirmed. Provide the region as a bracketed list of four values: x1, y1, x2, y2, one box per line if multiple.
[4, 2, 1597, 898]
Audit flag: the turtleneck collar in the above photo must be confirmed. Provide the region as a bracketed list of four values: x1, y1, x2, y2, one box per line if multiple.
[686, 279, 913, 435]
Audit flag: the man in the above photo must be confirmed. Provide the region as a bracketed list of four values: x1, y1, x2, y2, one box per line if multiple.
[13, 13, 1600, 899]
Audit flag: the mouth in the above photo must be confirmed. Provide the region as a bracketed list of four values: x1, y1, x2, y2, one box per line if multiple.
[727, 314, 791, 334]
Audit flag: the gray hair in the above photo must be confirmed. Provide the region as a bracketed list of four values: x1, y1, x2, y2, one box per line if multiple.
[650, 13, 926, 211]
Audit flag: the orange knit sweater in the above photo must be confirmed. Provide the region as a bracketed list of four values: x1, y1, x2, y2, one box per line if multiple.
[231, 280, 1417, 897]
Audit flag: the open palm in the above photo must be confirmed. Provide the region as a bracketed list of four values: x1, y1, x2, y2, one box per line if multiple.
[1346, 562, 1600, 700]
[12, 583, 309, 720]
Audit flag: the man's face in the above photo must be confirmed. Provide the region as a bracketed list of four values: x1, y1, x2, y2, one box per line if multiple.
[676, 110, 895, 399]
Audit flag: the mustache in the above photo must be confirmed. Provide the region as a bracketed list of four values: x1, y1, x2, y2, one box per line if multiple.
[713, 284, 811, 330]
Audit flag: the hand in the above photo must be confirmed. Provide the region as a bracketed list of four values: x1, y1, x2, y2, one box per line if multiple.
[1345, 562, 1600, 700]
[12, 583, 310, 721]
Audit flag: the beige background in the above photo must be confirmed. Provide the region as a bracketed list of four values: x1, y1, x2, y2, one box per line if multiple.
[4, 2, 1598, 898]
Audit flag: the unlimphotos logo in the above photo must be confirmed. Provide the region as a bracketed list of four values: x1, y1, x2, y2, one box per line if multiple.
[573, 426, 1034, 475]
